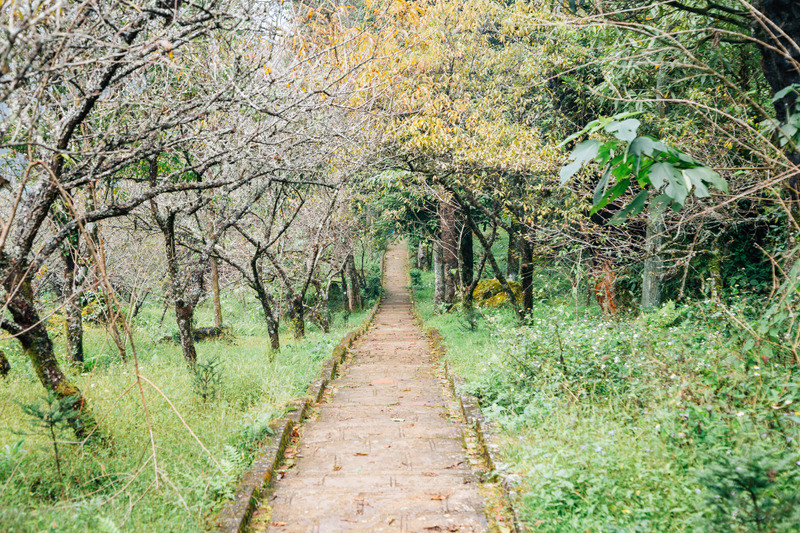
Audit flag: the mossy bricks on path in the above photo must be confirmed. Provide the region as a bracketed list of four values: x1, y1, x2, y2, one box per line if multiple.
[260, 243, 488, 532]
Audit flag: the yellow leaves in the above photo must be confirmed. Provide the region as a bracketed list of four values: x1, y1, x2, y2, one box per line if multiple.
[264, 66, 272, 75]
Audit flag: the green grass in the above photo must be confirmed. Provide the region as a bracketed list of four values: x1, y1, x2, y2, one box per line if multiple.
[411, 268, 800, 532]
[0, 292, 370, 532]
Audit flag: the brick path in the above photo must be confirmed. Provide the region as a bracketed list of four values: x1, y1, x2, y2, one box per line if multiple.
[262, 242, 487, 532]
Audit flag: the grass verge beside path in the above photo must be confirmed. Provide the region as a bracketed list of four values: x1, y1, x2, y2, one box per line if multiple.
[0, 295, 369, 533]
[412, 270, 800, 532]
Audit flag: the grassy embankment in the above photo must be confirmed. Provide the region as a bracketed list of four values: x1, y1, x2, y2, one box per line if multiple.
[411, 251, 800, 532]
[0, 278, 377, 532]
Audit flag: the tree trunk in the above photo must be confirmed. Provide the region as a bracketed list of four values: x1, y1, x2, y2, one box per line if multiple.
[160, 215, 200, 365]
[340, 269, 349, 313]
[461, 204, 523, 321]
[520, 236, 533, 314]
[756, 2, 800, 237]
[440, 197, 458, 305]
[312, 282, 331, 334]
[3, 279, 97, 439]
[253, 280, 280, 351]
[459, 207, 474, 294]
[507, 226, 520, 282]
[0, 350, 10, 376]
[288, 294, 305, 339]
[417, 241, 429, 271]
[62, 229, 84, 367]
[211, 257, 223, 328]
[174, 301, 197, 364]
[345, 253, 362, 312]
[433, 240, 445, 309]
[641, 213, 664, 311]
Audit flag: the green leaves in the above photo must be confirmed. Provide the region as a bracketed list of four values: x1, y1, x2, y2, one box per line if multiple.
[762, 83, 800, 148]
[771, 83, 800, 103]
[605, 118, 640, 142]
[559, 114, 727, 223]
[560, 140, 600, 184]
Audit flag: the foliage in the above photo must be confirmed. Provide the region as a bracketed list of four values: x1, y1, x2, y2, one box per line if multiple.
[18, 392, 81, 483]
[413, 267, 800, 532]
[0, 299, 370, 532]
[560, 115, 728, 222]
[408, 268, 423, 287]
[697, 448, 800, 532]
[189, 355, 223, 403]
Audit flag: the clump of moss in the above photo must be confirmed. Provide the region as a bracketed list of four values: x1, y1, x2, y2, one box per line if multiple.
[473, 279, 522, 308]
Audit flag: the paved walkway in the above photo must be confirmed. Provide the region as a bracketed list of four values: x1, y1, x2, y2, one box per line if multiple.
[262, 243, 487, 532]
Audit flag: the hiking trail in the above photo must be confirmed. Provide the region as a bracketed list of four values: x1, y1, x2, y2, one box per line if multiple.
[258, 242, 488, 532]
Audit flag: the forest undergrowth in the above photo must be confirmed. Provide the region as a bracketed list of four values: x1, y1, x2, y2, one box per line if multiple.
[0, 294, 369, 532]
[412, 268, 800, 532]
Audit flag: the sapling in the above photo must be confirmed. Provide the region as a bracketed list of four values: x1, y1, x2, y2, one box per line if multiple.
[190, 355, 223, 403]
[18, 391, 80, 485]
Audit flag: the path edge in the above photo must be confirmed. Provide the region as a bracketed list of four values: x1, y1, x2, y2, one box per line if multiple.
[407, 289, 522, 533]
[215, 252, 386, 533]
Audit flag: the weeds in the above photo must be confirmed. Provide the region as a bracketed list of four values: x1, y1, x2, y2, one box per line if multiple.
[413, 269, 800, 532]
[0, 295, 372, 532]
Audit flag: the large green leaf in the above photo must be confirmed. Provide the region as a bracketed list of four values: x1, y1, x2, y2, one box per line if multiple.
[665, 171, 688, 208]
[559, 139, 600, 183]
[605, 118, 640, 142]
[682, 168, 709, 198]
[592, 167, 611, 206]
[648, 162, 676, 189]
[630, 136, 656, 157]
[683, 166, 728, 193]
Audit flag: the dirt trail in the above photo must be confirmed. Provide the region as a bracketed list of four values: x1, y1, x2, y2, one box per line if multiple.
[262, 242, 487, 532]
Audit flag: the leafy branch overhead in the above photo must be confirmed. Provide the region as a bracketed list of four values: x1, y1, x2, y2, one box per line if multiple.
[560, 115, 728, 224]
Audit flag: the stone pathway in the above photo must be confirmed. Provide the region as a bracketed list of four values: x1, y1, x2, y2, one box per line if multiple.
[261, 243, 488, 532]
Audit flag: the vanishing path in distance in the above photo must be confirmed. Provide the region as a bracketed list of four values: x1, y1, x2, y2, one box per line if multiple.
[262, 242, 487, 532]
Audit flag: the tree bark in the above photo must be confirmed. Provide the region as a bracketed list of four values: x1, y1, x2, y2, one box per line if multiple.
[641, 213, 664, 311]
[345, 253, 362, 312]
[507, 226, 520, 282]
[0, 350, 10, 377]
[2, 279, 97, 439]
[211, 257, 223, 328]
[174, 301, 197, 364]
[417, 241, 430, 271]
[755, 1, 800, 235]
[520, 235, 534, 314]
[288, 294, 305, 339]
[459, 206, 474, 294]
[311, 280, 331, 334]
[160, 214, 201, 365]
[257, 290, 280, 351]
[340, 269, 349, 312]
[440, 197, 459, 305]
[248, 253, 280, 351]
[62, 228, 84, 367]
[433, 240, 445, 309]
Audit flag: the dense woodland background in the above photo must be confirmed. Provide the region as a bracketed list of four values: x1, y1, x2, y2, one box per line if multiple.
[1, 0, 799, 531]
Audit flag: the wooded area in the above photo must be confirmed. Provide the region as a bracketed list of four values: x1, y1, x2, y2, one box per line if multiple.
[1, 0, 799, 530]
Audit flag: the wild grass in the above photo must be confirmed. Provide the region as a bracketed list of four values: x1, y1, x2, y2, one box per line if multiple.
[0, 290, 370, 532]
[413, 269, 800, 532]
